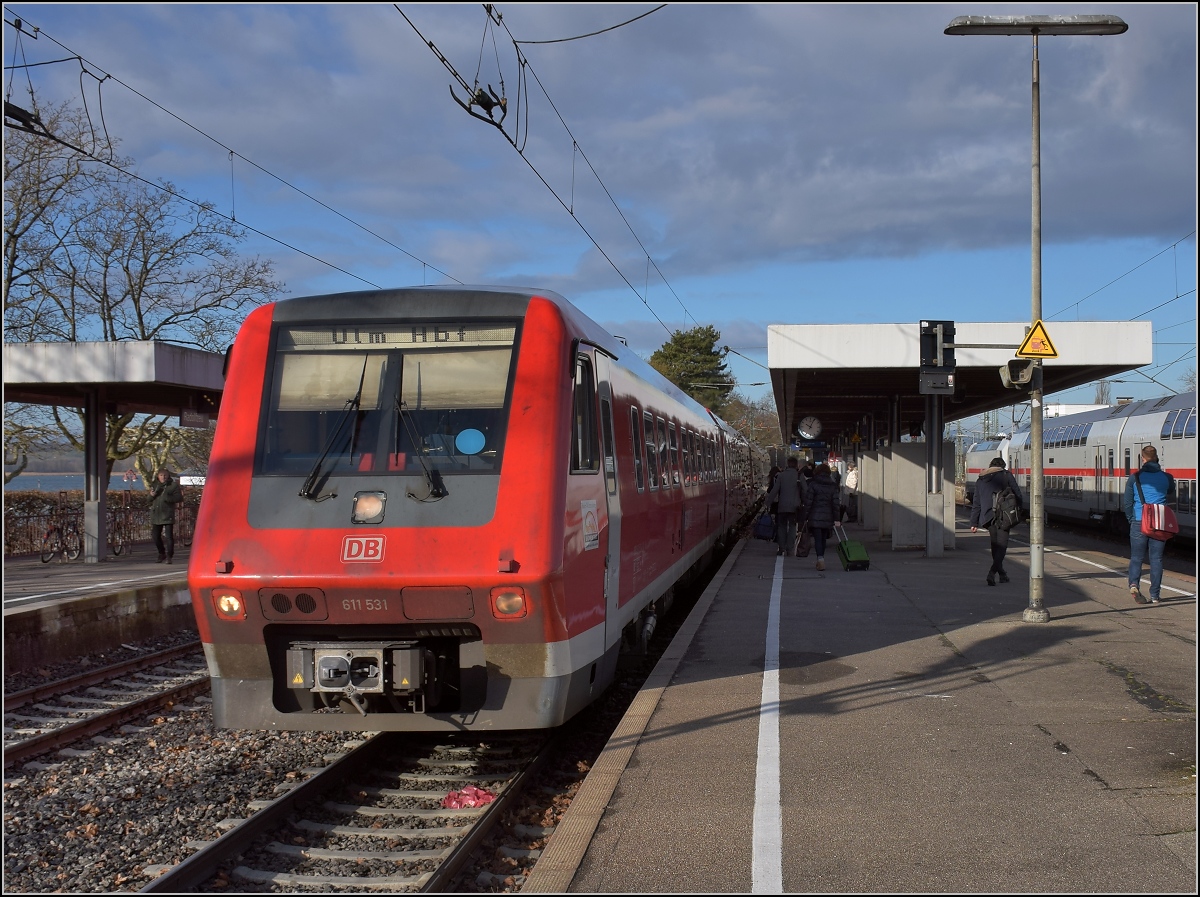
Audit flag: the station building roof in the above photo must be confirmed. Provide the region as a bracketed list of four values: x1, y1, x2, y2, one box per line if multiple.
[767, 321, 1152, 449]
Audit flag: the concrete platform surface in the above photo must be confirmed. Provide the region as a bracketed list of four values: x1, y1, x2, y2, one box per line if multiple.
[526, 519, 1197, 894]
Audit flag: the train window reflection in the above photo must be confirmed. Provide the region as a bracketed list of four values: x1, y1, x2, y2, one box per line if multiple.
[1161, 410, 1179, 440]
[1172, 409, 1188, 439]
[1186, 410, 1197, 439]
[260, 322, 517, 477]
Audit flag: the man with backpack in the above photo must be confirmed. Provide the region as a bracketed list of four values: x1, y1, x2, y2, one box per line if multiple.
[969, 456, 1024, 587]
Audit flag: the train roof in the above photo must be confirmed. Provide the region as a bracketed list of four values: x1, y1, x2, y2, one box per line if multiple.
[1008, 391, 1196, 434]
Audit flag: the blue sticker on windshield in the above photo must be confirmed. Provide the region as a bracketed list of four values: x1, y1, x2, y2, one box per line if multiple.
[456, 428, 486, 455]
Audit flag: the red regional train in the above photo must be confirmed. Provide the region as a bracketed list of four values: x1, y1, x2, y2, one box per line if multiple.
[188, 286, 766, 732]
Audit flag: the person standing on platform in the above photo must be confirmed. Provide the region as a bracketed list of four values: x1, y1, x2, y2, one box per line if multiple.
[766, 465, 781, 539]
[969, 457, 1023, 586]
[1123, 444, 1176, 604]
[150, 468, 184, 564]
[844, 461, 860, 523]
[767, 457, 804, 557]
[804, 462, 841, 571]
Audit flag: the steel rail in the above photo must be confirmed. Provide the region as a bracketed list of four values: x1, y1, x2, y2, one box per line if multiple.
[4, 641, 204, 712]
[3, 676, 211, 768]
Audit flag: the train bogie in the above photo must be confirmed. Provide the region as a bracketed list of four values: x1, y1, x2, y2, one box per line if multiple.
[189, 287, 765, 733]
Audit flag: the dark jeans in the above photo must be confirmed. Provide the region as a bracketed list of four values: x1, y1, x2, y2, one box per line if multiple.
[987, 523, 1010, 574]
[813, 526, 831, 559]
[152, 523, 175, 559]
[1128, 522, 1165, 600]
[776, 511, 799, 555]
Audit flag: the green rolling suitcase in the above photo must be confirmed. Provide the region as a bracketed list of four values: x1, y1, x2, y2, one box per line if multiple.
[833, 523, 869, 571]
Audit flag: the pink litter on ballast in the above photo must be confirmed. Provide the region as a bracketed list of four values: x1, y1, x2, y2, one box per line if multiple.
[441, 785, 497, 808]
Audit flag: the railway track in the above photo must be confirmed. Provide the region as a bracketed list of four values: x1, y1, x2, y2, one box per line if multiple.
[3, 641, 209, 769]
[140, 730, 556, 892]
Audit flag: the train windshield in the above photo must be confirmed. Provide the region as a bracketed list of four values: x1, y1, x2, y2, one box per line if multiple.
[258, 322, 518, 477]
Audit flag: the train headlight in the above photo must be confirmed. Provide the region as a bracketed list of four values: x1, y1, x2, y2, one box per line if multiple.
[352, 491, 387, 524]
[490, 586, 528, 619]
[212, 588, 245, 620]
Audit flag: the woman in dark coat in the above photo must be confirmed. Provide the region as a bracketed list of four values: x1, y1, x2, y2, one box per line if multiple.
[150, 468, 184, 563]
[804, 463, 841, 571]
[969, 457, 1023, 586]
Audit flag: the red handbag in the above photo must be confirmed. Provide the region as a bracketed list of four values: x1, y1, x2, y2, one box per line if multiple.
[1134, 474, 1179, 541]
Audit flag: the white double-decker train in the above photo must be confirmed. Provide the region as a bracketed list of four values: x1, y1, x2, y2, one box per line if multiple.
[963, 391, 1196, 539]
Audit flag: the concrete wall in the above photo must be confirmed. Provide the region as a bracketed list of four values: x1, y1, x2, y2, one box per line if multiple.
[888, 442, 956, 551]
[4, 585, 195, 674]
[856, 443, 955, 552]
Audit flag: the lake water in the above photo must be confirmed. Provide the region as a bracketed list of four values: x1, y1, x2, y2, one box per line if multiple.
[5, 474, 138, 493]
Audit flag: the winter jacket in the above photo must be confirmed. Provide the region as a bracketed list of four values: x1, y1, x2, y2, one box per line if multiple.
[1122, 461, 1176, 522]
[150, 477, 184, 526]
[768, 466, 806, 514]
[970, 467, 1022, 529]
[844, 468, 860, 493]
[804, 472, 841, 530]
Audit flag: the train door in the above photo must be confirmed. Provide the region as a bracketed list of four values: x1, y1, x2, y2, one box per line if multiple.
[593, 353, 622, 651]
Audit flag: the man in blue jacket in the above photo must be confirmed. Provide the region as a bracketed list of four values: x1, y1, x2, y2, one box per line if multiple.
[1123, 444, 1177, 604]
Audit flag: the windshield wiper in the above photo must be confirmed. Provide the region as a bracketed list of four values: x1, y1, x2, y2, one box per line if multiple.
[396, 398, 448, 502]
[299, 360, 369, 501]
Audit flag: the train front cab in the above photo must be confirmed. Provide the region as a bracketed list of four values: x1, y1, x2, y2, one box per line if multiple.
[190, 288, 736, 734]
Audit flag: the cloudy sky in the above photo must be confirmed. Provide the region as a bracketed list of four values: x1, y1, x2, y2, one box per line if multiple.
[5, 3, 1196, 413]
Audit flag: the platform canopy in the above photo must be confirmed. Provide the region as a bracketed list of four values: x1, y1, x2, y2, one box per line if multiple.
[767, 321, 1153, 450]
[3, 340, 225, 418]
[3, 340, 227, 564]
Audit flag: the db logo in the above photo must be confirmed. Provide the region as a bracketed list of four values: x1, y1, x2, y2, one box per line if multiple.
[342, 535, 385, 563]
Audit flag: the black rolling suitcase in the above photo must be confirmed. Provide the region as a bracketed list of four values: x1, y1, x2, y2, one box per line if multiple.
[833, 522, 869, 571]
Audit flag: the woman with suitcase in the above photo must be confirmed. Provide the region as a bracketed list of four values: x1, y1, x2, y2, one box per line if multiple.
[804, 462, 842, 571]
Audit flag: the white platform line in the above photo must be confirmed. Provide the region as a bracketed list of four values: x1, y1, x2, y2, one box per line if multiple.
[752, 555, 784, 893]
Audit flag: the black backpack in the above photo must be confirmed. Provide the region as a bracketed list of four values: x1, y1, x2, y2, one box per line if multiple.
[992, 483, 1021, 530]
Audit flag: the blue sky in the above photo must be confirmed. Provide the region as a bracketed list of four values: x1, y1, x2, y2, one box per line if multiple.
[4, 3, 1195, 422]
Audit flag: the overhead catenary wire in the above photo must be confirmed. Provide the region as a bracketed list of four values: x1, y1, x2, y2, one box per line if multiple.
[3, 13, 460, 286]
[512, 5, 668, 45]
[397, 4, 692, 338]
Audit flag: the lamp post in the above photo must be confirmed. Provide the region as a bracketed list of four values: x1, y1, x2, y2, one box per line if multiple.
[945, 14, 1127, 623]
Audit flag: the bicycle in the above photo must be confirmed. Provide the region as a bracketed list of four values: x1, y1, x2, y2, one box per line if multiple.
[109, 507, 133, 556]
[40, 493, 82, 563]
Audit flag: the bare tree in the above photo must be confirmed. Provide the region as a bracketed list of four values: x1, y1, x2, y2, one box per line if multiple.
[4, 98, 284, 480]
[1182, 368, 1197, 394]
[1094, 379, 1112, 405]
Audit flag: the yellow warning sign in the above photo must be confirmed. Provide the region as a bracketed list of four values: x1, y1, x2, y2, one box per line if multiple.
[292, 673, 304, 684]
[1016, 320, 1058, 358]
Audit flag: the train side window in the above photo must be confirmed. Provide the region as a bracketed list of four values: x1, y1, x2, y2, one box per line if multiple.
[644, 411, 659, 490]
[629, 407, 644, 492]
[656, 417, 669, 489]
[571, 356, 600, 473]
[1082, 422, 1092, 442]
[1172, 409, 1188, 439]
[683, 429, 692, 482]
[1107, 449, 1114, 476]
[1124, 447, 1131, 476]
[668, 423, 680, 487]
[1186, 410, 1197, 439]
[600, 398, 617, 496]
[1161, 410, 1179, 440]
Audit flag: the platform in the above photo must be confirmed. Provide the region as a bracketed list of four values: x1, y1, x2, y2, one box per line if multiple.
[3, 545, 194, 673]
[525, 514, 1197, 893]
